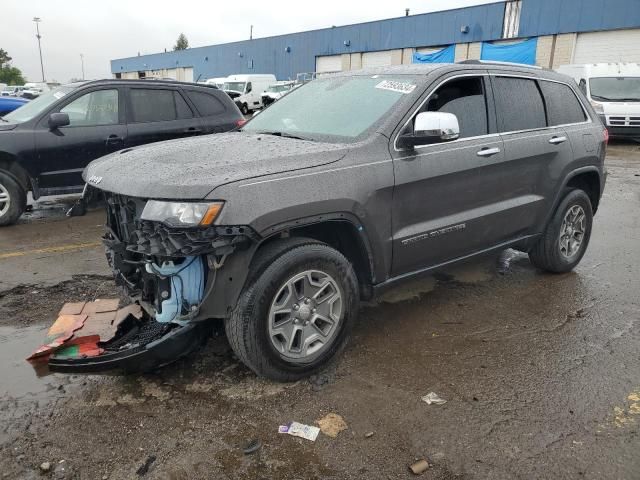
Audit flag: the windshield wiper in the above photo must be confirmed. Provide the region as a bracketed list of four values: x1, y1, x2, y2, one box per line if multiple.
[590, 94, 615, 101]
[255, 130, 311, 141]
[0, 117, 7, 122]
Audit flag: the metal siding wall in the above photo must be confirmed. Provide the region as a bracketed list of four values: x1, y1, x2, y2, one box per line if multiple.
[111, 3, 505, 80]
[519, 0, 640, 37]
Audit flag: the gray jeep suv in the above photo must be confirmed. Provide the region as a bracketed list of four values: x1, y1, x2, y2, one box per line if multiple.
[58, 63, 606, 380]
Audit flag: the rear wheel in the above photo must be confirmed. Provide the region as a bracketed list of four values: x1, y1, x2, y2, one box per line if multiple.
[0, 171, 27, 226]
[529, 189, 593, 273]
[225, 239, 359, 381]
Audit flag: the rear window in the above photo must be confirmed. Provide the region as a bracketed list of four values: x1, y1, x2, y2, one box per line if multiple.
[493, 77, 546, 132]
[539, 81, 586, 125]
[186, 90, 226, 116]
[129, 89, 193, 123]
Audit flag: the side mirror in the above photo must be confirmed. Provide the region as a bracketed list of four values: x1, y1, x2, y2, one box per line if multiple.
[398, 111, 460, 149]
[48, 112, 70, 130]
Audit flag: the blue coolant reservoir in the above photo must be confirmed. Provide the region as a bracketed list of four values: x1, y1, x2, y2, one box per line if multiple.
[146, 256, 205, 324]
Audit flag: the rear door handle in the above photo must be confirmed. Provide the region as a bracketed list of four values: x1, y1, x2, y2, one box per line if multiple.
[105, 134, 123, 145]
[549, 136, 568, 145]
[476, 147, 501, 157]
[184, 127, 202, 134]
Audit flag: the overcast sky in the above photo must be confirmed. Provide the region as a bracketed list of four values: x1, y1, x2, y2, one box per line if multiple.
[1, 0, 499, 83]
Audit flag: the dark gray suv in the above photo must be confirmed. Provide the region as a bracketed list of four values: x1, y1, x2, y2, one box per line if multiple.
[56, 63, 606, 380]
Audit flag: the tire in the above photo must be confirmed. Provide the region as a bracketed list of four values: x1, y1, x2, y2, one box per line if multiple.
[225, 238, 359, 381]
[0, 170, 27, 227]
[241, 103, 249, 115]
[529, 189, 593, 273]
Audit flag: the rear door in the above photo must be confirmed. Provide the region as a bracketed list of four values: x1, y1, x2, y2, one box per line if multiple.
[183, 88, 239, 133]
[34, 86, 126, 190]
[490, 74, 575, 233]
[125, 86, 203, 147]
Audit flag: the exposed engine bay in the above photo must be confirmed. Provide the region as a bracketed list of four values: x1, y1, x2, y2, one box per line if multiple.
[102, 192, 258, 324]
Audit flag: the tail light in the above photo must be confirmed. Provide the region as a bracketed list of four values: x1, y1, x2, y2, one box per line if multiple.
[603, 128, 609, 145]
[235, 118, 247, 128]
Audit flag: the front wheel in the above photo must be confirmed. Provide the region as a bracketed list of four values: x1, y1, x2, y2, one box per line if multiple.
[0, 171, 27, 226]
[240, 103, 250, 115]
[529, 189, 593, 273]
[225, 239, 359, 381]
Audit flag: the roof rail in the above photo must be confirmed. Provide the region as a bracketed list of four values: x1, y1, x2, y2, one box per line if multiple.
[457, 59, 542, 69]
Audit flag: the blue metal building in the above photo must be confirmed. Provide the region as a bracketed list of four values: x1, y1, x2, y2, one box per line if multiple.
[111, 0, 640, 81]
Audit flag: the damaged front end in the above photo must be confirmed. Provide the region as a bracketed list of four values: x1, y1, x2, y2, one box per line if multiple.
[46, 192, 259, 374]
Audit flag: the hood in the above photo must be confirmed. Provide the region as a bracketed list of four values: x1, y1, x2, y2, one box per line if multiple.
[0, 122, 18, 131]
[599, 101, 640, 115]
[84, 132, 348, 199]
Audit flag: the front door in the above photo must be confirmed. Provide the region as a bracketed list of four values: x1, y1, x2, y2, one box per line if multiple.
[390, 73, 541, 276]
[34, 87, 126, 190]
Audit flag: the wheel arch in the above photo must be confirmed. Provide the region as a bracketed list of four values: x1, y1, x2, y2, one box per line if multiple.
[0, 152, 32, 195]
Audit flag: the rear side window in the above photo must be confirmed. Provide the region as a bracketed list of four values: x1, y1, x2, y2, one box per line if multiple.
[424, 76, 488, 138]
[493, 77, 546, 132]
[186, 90, 226, 116]
[129, 89, 193, 123]
[539, 81, 586, 125]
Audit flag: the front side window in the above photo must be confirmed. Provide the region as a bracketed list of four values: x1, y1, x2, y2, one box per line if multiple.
[422, 76, 488, 139]
[243, 75, 417, 141]
[539, 81, 586, 126]
[589, 77, 640, 102]
[493, 77, 546, 132]
[60, 89, 119, 126]
[129, 89, 192, 123]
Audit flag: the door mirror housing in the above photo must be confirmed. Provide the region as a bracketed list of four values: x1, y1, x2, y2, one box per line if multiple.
[398, 111, 460, 149]
[48, 112, 70, 130]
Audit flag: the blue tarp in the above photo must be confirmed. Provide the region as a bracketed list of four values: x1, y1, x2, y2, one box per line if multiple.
[480, 37, 537, 65]
[412, 45, 455, 64]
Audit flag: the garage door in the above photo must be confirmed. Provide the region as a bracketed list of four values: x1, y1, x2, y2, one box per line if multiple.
[316, 55, 342, 73]
[574, 29, 640, 63]
[362, 50, 393, 68]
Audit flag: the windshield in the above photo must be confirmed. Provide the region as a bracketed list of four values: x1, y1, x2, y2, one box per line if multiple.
[589, 77, 640, 102]
[3, 85, 76, 122]
[243, 76, 417, 141]
[268, 84, 291, 93]
[223, 82, 246, 92]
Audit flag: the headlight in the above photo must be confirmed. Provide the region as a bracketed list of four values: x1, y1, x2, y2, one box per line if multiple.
[590, 101, 604, 114]
[140, 200, 224, 227]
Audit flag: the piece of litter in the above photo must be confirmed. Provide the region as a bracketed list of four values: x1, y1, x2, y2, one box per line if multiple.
[28, 314, 87, 359]
[409, 459, 430, 475]
[421, 392, 447, 405]
[243, 439, 262, 455]
[364, 431, 375, 438]
[278, 422, 320, 441]
[316, 413, 348, 438]
[136, 455, 156, 476]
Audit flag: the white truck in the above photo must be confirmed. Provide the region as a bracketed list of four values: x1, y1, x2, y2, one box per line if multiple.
[223, 74, 277, 114]
[204, 77, 227, 89]
[556, 63, 640, 141]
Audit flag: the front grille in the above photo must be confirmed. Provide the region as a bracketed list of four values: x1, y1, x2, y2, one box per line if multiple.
[607, 115, 640, 127]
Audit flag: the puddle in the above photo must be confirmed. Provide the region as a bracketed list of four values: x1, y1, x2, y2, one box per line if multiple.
[0, 324, 61, 398]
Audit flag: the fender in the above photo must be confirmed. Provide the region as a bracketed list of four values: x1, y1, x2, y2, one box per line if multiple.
[0, 153, 34, 196]
[542, 165, 603, 232]
[197, 212, 382, 319]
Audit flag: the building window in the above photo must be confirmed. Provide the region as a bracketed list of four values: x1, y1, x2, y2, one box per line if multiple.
[502, 0, 522, 39]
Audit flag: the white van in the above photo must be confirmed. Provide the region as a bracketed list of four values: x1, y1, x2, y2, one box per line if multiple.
[204, 77, 227, 89]
[223, 74, 277, 114]
[556, 63, 640, 141]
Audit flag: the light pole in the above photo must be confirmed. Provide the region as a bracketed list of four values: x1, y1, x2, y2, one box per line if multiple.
[33, 17, 45, 82]
[80, 53, 85, 80]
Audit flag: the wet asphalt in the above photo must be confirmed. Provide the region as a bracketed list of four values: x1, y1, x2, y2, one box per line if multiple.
[0, 142, 638, 479]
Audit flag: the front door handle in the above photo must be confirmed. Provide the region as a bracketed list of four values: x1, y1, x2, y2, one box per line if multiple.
[105, 134, 123, 146]
[477, 147, 501, 157]
[549, 136, 568, 145]
[184, 127, 202, 134]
